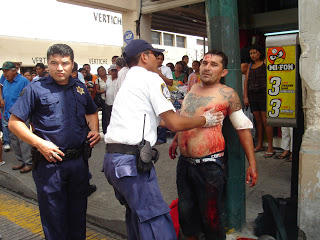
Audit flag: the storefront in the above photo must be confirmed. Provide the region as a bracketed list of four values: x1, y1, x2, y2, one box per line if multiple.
[0, 0, 123, 73]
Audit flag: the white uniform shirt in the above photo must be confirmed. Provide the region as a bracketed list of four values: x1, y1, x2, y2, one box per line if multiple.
[105, 77, 117, 105]
[105, 66, 174, 146]
[159, 65, 173, 80]
[113, 67, 129, 98]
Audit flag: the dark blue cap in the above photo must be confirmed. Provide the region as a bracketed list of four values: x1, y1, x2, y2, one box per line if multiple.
[123, 39, 164, 61]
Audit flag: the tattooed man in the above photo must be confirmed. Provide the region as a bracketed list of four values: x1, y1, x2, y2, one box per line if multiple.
[169, 50, 258, 240]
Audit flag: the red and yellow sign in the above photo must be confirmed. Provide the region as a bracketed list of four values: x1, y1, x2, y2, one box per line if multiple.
[266, 46, 296, 119]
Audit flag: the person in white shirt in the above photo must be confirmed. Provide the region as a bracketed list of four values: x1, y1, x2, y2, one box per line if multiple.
[103, 39, 224, 240]
[113, 57, 128, 98]
[104, 64, 117, 132]
[96, 66, 108, 133]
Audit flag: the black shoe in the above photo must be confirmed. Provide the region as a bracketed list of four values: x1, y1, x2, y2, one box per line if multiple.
[88, 184, 97, 197]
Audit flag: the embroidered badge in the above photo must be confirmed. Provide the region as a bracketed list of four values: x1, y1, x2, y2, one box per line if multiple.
[76, 86, 85, 95]
[160, 83, 171, 101]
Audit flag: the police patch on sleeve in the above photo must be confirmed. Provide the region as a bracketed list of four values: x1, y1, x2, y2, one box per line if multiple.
[160, 83, 171, 101]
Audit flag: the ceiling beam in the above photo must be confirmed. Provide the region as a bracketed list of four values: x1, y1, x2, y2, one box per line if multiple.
[142, 0, 204, 14]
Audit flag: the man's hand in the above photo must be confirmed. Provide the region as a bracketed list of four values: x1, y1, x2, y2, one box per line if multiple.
[246, 164, 258, 187]
[202, 109, 224, 127]
[169, 138, 178, 159]
[37, 139, 65, 163]
[87, 130, 101, 147]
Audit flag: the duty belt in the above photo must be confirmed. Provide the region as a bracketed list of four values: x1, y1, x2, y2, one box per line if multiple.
[106, 143, 139, 155]
[31, 146, 84, 162]
[184, 151, 225, 168]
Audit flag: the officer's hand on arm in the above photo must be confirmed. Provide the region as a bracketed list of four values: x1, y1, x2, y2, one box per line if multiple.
[8, 114, 64, 163]
[169, 133, 178, 160]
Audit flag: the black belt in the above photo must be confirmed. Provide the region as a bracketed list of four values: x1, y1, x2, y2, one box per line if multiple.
[183, 151, 225, 168]
[106, 143, 138, 155]
[31, 146, 83, 162]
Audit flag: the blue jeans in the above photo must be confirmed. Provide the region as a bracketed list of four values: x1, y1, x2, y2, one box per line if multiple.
[1, 112, 10, 145]
[176, 155, 225, 239]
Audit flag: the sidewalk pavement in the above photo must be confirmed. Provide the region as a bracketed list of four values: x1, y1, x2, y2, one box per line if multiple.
[0, 134, 292, 239]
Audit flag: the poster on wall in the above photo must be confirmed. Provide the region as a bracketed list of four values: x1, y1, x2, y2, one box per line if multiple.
[266, 42, 297, 127]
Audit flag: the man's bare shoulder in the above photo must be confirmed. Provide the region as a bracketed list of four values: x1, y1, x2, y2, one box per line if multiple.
[218, 85, 242, 112]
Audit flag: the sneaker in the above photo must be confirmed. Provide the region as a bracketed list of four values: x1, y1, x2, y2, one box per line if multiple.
[0, 161, 5, 166]
[3, 144, 10, 152]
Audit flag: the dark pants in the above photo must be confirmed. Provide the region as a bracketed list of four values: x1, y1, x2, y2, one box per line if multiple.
[33, 156, 89, 240]
[103, 104, 113, 134]
[157, 127, 167, 143]
[104, 153, 176, 240]
[176, 155, 225, 240]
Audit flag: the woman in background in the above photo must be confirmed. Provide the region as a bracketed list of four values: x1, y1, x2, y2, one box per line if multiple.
[244, 45, 274, 157]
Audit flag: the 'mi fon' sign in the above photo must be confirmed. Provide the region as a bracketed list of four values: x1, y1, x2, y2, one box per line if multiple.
[266, 34, 299, 127]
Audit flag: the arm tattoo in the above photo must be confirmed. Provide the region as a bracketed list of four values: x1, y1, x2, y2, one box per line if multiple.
[219, 86, 242, 112]
[183, 93, 214, 117]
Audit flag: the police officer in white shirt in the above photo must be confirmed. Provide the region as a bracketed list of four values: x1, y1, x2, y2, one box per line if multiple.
[103, 39, 224, 240]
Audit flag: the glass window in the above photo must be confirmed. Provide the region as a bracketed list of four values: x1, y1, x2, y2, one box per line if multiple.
[163, 33, 174, 46]
[176, 36, 186, 48]
[151, 31, 161, 45]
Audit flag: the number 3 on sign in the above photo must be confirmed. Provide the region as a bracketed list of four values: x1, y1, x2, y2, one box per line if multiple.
[269, 99, 282, 117]
[268, 76, 281, 96]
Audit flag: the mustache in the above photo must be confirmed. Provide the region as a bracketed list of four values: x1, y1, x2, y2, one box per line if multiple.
[201, 70, 211, 75]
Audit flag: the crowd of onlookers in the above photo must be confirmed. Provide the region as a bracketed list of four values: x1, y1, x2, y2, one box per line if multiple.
[0, 47, 292, 170]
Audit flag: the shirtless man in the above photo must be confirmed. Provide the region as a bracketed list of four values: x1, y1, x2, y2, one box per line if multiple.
[169, 50, 258, 240]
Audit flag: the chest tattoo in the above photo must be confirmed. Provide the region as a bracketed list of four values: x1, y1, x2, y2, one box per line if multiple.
[183, 93, 214, 117]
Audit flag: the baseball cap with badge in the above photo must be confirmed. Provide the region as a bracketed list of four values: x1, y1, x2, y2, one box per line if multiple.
[123, 39, 164, 61]
[0, 61, 16, 70]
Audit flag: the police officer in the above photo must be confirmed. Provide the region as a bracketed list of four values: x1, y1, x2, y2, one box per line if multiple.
[8, 44, 100, 240]
[103, 39, 224, 240]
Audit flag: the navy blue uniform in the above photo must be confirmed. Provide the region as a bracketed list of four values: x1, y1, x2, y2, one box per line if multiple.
[9, 75, 97, 240]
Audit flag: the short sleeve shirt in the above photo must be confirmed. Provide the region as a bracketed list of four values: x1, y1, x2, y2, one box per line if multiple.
[9, 75, 97, 150]
[105, 66, 175, 146]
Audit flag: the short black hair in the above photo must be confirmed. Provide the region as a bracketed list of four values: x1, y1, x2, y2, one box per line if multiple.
[47, 44, 74, 62]
[115, 57, 127, 68]
[83, 64, 90, 68]
[203, 50, 228, 69]
[35, 63, 45, 69]
[158, 52, 164, 58]
[112, 56, 119, 61]
[192, 60, 200, 66]
[78, 68, 86, 73]
[126, 51, 148, 68]
[182, 55, 188, 60]
[72, 62, 78, 72]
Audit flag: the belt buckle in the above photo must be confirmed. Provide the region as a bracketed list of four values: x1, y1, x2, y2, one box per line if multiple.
[187, 158, 197, 165]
